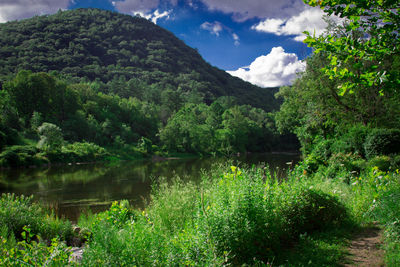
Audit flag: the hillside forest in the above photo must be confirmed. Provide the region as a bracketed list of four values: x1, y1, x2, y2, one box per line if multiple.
[0, 8, 294, 167]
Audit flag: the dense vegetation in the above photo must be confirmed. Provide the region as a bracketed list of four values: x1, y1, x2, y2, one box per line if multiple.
[0, 0, 399, 265]
[0, 69, 290, 167]
[0, 9, 293, 167]
[0, 8, 277, 111]
[1, 162, 399, 265]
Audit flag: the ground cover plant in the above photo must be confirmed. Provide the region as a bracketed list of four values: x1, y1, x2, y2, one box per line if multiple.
[0, 161, 399, 265]
[77, 164, 350, 266]
[0, 193, 74, 266]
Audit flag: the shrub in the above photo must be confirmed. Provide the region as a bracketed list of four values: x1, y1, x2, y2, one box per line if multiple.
[324, 153, 364, 180]
[61, 142, 108, 162]
[364, 128, 400, 159]
[80, 165, 349, 265]
[310, 137, 333, 164]
[367, 170, 400, 266]
[331, 125, 369, 156]
[0, 193, 72, 242]
[368, 155, 392, 172]
[0, 227, 71, 266]
[45, 142, 108, 163]
[0, 145, 47, 167]
[280, 189, 348, 238]
[37, 122, 64, 151]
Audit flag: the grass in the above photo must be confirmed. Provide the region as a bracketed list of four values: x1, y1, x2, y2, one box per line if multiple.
[1, 161, 399, 265]
[275, 227, 354, 266]
[0, 193, 74, 266]
[77, 164, 351, 266]
[0, 194, 73, 242]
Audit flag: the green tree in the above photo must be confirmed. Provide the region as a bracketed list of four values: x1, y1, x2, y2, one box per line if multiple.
[30, 111, 42, 132]
[304, 0, 400, 127]
[37, 122, 64, 151]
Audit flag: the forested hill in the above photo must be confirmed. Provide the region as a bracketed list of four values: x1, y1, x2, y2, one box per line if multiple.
[0, 8, 277, 111]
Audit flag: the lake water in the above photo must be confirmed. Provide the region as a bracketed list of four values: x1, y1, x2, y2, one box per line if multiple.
[0, 153, 299, 221]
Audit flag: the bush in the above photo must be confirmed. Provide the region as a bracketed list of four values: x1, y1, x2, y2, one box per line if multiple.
[0, 193, 72, 242]
[364, 128, 400, 159]
[80, 165, 349, 265]
[61, 142, 108, 162]
[324, 153, 364, 180]
[37, 122, 64, 151]
[331, 125, 369, 156]
[368, 155, 392, 172]
[310, 137, 333, 164]
[44, 142, 108, 163]
[367, 171, 400, 266]
[0, 145, 47, 167]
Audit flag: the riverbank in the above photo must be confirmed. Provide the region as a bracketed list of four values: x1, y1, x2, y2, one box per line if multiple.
[1, 160, 399, 265]
[0, 153, 299, 222]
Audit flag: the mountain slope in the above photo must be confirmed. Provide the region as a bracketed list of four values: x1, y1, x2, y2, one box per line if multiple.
[0, 8, 278, 111]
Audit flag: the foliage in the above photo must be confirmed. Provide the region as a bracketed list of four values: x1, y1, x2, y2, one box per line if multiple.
[0, 193, 72, 242]
[304, 0, 400, 101]
[0, 8, 278, 112]
[0, 227, 72, 267]
[59, 142, 109, 162]
[276, 0, 400, 163]
[37, 122, 64, 151]
[363, 128, 400, 159]
[79, 165, 348, 265]
[368, 168, 400, 266]
[0, 145, 48, 168]
[160, 102, 278, 155]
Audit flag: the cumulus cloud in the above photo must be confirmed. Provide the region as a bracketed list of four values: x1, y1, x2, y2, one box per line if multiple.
[113, 0, 175, 24]
[198, 0, 307, 21]
[200, 21, 223, 36]
[227, 47, 305, 87]
[252, 8, 329, 41]
[0, 0, 70, 22]
[133, 9, 171, 24]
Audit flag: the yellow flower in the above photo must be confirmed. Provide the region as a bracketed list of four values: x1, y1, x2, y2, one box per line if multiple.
[230, 166, 237, 173]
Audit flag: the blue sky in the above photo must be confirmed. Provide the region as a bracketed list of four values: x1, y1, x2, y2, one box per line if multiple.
[0, 0, 331, 87]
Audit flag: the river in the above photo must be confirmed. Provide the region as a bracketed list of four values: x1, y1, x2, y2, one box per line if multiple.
[0, 153, 299, 221]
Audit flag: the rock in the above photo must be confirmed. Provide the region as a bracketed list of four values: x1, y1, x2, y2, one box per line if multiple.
[69, 247, 84, 263]
[73, 226, 81, 234]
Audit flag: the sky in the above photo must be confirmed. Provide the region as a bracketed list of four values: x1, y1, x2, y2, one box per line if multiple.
[0, 0, 332, 87]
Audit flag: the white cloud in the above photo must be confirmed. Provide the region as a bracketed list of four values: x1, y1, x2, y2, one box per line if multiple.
[134, 9, 171, 24]
[114, 0, 175, 24]
[198, 0, 307, 21]
[252, 8, 329, 41]
[227, 47, 305, 87]
[232, 33, 240, 46]
[150, 9, 171, 24]
[200, 21, 223, 36]
[200, 21, 241, 46]
[0, 0, 70, 22]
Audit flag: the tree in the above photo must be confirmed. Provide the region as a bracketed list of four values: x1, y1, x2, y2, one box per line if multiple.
[37, 122, 64, 151]
[304, 1, 399, 117]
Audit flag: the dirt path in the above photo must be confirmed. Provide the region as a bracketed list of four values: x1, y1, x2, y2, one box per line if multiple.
[344, 226, 385, 267]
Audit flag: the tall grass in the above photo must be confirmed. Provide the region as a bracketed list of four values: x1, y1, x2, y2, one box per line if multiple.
[0, 193, 72, 241]
[2, 162, 397, 265]
[0, 193, 74, 266]
[79, 164, 349, 265]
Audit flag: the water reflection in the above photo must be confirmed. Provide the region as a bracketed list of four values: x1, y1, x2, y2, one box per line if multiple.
[0, 153, 299, 221]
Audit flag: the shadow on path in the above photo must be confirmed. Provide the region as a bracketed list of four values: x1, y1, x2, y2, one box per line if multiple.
[343, 226, 384, 267]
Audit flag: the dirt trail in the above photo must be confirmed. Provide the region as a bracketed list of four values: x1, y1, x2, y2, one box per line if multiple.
[344, 226, 385, 267]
